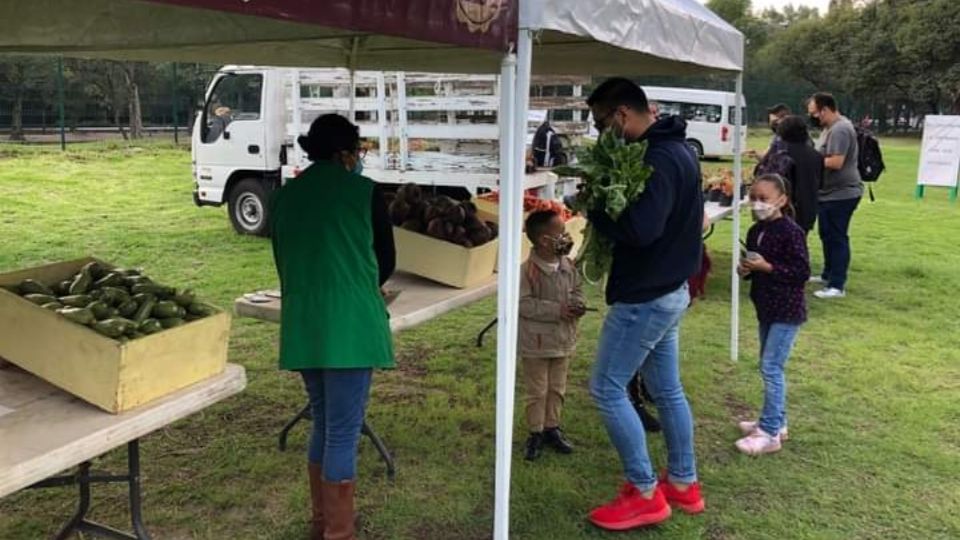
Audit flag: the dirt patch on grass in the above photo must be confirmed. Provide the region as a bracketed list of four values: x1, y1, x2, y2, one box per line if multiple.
[723, 392, 753, 418]
[705, 522, 734, 540]
[395, 343, 432, 378]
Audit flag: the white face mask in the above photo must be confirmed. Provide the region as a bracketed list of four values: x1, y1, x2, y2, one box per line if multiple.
[752, 201, 778, 221]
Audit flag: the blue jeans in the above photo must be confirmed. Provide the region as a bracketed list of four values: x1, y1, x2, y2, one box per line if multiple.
[757, 323, 801, 436]
[589, 285, 695, 492]
[818, 197, 860, 290]
[300, 368, 372, 481]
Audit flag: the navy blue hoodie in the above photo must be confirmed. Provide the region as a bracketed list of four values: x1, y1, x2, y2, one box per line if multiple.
[589, 116, 704, 305]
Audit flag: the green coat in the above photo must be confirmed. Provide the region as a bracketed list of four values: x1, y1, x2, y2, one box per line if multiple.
[270, 161, 395, 371]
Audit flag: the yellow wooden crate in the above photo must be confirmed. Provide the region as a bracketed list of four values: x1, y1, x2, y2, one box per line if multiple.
[394, 228, 498, 288]
[0, 258, 231, 413]
[475, 205, 587, 263]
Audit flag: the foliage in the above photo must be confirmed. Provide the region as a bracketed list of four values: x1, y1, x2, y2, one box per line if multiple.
[554, 131, 652, 282]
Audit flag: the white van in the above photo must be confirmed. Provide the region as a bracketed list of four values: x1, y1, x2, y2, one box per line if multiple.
[586, 86, 747, 159]
[644, 86, 747, 158]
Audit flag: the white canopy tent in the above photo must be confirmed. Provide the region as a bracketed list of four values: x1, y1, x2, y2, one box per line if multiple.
[0, 1, 744, 537]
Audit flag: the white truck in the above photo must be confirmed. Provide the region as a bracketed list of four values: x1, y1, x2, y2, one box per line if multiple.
[191, 66, 582, 235]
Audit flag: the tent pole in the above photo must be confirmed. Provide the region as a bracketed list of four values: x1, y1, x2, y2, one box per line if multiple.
[348, 37, 359, 122]
[493, 51, 517, 540]
[494, 26, 533, 540]
[731, 73, 744, 361]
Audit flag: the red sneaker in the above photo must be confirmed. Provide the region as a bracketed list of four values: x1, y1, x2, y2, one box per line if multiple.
[588, 482, 672, 531]
[658, 473, 705, 514]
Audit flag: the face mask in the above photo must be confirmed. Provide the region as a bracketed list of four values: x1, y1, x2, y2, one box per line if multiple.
[808, 115, 821, 129]
[551, 232, 574, 256]
[352, 159, 364, 175]
[752, 201, 778, 221]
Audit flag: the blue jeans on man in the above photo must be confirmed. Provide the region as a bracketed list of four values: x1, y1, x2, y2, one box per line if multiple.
[817, 197, 860, 290]
[589, 284, 696, 493]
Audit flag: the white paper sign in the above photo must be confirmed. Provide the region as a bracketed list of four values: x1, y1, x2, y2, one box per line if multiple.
[917, 115, 960, 187]
[527, 109, 547, 124]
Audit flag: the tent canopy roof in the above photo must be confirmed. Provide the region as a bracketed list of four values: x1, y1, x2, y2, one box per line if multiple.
[0, 0, 742, 75]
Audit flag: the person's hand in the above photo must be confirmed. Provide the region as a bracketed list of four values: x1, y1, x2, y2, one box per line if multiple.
[742, 255, 773, 274]
[736, 262, 751, 277]
[561, 303, 582, 320]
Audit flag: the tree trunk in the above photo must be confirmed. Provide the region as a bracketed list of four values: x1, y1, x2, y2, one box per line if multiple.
[119, 62, 144, 140]
[114, 107, 128, 141]
[9, 92, 25, 141]
[128, 82, 143, 140]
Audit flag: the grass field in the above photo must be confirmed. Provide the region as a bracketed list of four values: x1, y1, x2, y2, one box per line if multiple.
[0, 135, 958, 540]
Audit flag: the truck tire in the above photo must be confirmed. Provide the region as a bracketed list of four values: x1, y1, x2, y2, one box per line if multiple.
[686, 139, 704, 160]
[228, 178, 271, 236]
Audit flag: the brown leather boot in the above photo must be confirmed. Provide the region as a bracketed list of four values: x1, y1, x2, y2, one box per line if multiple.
[307, 463, 324, 540]
[320, 479, 356, 540]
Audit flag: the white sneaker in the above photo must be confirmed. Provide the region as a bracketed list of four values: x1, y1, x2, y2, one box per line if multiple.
[738, 420, 789, 441]
[736, 431, 782, 456]
[808, 276, 825, 284]
[814, 287, 846, 299]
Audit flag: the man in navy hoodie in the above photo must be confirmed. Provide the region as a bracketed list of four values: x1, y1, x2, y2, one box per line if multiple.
[584, 78, 705, 531]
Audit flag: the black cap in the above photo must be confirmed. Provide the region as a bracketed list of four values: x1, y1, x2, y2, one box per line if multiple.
[767, 103, 791, 116]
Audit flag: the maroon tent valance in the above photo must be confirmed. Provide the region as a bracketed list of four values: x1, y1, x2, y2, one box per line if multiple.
[144, 0, 517, 52]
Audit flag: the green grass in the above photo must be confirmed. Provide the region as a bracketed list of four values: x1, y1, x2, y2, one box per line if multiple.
[1, 135, 958, 539]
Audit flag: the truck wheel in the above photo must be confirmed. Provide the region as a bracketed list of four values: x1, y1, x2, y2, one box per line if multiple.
[228, 178, 271, 236]
[686, 139, 704, 160]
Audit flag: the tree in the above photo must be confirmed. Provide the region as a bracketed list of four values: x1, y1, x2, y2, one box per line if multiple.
[0, 56, 55, 141]
[119, 62, 145, 139]
[894, 0, 960, 113]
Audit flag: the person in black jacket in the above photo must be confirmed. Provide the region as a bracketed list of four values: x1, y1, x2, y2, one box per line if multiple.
[777, 115, 823, 235]
[584, 78, 704, 531]
[531, 118, 568, 167]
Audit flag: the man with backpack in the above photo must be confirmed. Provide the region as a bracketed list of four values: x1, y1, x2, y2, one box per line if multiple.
[807, 92, 863, 299]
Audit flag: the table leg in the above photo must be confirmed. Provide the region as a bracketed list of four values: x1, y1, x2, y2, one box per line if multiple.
[278, 403, 312, 451]
[362, 421, 396, 481]
[35, 440, 151, 540]
[476, 317, 498, 347]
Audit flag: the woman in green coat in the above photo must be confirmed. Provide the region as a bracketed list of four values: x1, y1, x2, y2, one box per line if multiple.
[271, 114, 395, 540]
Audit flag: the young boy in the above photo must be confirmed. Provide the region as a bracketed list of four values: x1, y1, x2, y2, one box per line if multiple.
[519, 210, 585, 461]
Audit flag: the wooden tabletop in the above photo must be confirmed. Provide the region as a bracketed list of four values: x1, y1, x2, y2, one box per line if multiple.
[0, 363, 246, 498]
[704, 200, 740, 224]
[235, 271, 497, 329]
[236, 202, 736, 327]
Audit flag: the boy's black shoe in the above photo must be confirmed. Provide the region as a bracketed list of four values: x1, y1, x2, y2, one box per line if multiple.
[524, 432, 544, 461]
[543, 427, 574, 454]
[635, 402, 662, 433]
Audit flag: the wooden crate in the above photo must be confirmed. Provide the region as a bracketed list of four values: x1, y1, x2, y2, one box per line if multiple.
[0, 258, 231, 413]
[394, 228, 498, 288]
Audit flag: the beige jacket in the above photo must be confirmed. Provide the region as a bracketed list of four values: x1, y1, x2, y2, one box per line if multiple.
[518, 254, 584, 358]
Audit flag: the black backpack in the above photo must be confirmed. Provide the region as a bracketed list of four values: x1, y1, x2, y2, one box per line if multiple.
[855, 127, 885, 201]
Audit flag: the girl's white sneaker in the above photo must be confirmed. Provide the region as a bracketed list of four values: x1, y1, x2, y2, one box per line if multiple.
[736, 430, 782, 456]
[738, 420, 788, 441]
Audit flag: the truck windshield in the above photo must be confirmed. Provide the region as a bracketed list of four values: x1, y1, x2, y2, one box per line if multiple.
[202, 73, 263, 143]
